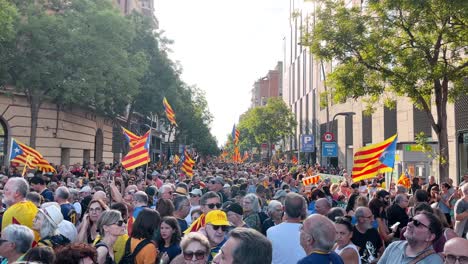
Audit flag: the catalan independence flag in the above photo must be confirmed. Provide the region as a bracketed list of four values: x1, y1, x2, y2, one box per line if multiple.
[181, 150, 195, 177]
[122, 131, 151, 170]
[163, 97, 177, 126]
[231, 124, 240, 145]
[397, 171, 411, 189]
[9, 138, 56, 173]
[352, 134, 397, 182]
[122, 127, 142, 148]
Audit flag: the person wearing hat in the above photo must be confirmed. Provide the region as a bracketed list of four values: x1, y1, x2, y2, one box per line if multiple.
[224, 202, 248, 228]
[33, 202, 71, 248]
[208, 176, 228, 203]
[273, 189, 288, 205]
[199, 210, 230, 263]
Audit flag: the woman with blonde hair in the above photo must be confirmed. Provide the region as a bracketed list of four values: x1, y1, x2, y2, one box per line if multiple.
[95, 210, 127, 264]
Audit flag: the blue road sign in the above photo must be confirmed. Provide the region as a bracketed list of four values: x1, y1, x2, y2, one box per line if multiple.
[322, 142, 338, 157]
[301, 135, 315, 152]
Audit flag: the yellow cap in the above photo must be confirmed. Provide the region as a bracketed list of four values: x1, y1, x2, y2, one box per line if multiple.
[205, 210, 230, 226]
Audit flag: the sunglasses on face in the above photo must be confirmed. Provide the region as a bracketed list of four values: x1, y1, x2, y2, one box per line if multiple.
[444, 254, 468, 264]
[204, 203, 222, 209]
[0, 239, 10, 245]
[189, 194, 200, 198]
[210, 225, 228, 231]
[183, 251, 206, 260]
[111, 220, 125, 227]
[410, 218, 431, 231]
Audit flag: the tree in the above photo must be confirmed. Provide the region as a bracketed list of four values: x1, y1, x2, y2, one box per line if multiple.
[241, 98, 297, 160]
[305, 0, 467, 182]
[0, 0, 145, 147]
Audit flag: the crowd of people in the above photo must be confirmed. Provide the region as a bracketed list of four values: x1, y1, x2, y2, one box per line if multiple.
[0, 161, 467, 264]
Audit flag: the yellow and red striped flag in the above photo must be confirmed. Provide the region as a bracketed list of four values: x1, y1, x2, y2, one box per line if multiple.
[292, 155, 298, 165]
[181, 150, 195, 177]
[242, 151, 249, 162]
[122, 131, 151, 170]
[397, 171, 411, 189]
[173, 154, 180, 165]
[352, 134, 397, 182]
[302, 175, 320, 186]
[9, 138, 56, 173]
[122, 127, 142, 148]
[231, 124, 240, 145]
[163, 97, 177, 126]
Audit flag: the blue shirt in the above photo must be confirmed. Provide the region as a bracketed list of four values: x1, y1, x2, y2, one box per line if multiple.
[297, 251, 344, 264]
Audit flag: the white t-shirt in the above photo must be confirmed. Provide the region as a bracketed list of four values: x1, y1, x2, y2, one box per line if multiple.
[334, 243, 361, 264]
[267, 222, 306, 264]
[185, 205, 200, 225]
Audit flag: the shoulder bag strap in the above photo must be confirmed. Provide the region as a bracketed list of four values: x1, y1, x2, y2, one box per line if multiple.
[409, 249, 436, 264]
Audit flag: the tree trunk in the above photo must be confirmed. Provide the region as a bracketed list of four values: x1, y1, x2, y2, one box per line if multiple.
[122, 103, 135, 155]
[29, 97, 41, 148]
[436, 78, 449, 183]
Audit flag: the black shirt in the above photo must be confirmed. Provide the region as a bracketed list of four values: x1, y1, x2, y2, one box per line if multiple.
[386, 203, 409, 237]
[351, 226, 383, 264]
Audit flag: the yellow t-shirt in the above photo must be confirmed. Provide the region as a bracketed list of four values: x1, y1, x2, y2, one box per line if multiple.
[93, 234, 129, 263]
[1, 201, 40, 241]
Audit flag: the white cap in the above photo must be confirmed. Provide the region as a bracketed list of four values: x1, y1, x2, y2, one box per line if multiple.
[223, 183, 231, 188]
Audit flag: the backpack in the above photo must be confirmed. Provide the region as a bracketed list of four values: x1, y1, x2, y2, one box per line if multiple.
[119, 238, 152, 264]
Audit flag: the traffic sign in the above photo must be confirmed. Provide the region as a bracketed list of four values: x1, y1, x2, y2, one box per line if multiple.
[322, 142, 338, 157]
[301, 134, 315, 152]
[323, 132, 334, 142]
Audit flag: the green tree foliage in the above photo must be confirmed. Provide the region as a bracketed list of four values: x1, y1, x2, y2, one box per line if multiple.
[0, 0, 145, 147]
[237, 98, 296, 159]
[305, 0, 467, 182]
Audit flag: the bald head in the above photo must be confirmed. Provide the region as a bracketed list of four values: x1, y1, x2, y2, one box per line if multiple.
[444, 237, 468, 259]
[303, 214, 336, 252]
[93, 191, 107, 202]
[315, 198, 331, 215]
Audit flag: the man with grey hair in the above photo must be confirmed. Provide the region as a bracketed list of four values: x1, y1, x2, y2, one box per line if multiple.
[267, 192, 306, 264]
[454, 183, 468, 238]
[55, 186, 77, 225]
[159, 184, 174, 200]
[0, 224, 35, 263]
[132, 191, 148, 219]
[1, 177, 38, 233]
[387, 194, 410, 237]
[315, 198, 331, 215]
[173, 195, 190, 232]
[352, 207, 384, 264]
[298, 214, 343, 263]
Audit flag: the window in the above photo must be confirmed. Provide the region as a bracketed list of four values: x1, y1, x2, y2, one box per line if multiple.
[362, 112, 372, 145]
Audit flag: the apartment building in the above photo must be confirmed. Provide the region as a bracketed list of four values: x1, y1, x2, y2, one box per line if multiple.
[282, 0, 468, 183]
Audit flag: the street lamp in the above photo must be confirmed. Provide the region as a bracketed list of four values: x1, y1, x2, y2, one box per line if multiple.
[328, 112, 356, 133]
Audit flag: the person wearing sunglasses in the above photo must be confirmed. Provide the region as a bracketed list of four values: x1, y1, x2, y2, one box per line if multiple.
[198, 210, 230, 263]
[443, 237, 468, 264]
[185, 192, 221, 234]
[95, 210, 127, 264]
[173, 232, 210, 264]
[378, 211, 443, 264]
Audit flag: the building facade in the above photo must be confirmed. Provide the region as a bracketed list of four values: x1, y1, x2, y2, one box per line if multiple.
[282, 0, 468, 184]
[251, 62, 283, 108]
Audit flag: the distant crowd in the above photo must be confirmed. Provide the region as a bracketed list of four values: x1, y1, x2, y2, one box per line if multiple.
[0, 161, 467, 264]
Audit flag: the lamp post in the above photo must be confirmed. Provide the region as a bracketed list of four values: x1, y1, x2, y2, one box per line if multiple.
[325, 112, 355, 169]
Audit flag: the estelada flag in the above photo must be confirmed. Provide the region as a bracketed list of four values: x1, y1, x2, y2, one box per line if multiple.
[122, 131, 151, 170]
[397, 172, 411, 189]
[352, 134, 397, 182]
[302, 175, 320, 186]
[122, 127, 142, 148]
[181, 150, 195, 177]
[9, 138, 56, 173]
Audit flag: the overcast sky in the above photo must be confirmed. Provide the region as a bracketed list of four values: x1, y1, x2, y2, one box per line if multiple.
[155, 0, 289, 146]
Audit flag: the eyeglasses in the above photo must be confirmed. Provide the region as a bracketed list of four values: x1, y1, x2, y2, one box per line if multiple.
[127, 191, 136, 195]
[204, 203, 222, 209]
[361, 215, 373, 219]
[210, 225, 228, 232]
[210, 180, 217, 184]
[111, 220, 125, 227]
[183, 250, 206, 260]
[0, 239, 10, 245]
[410, 218, 431, 231]
[444, 254, 468, 264]
[189, 194, 200, 198]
